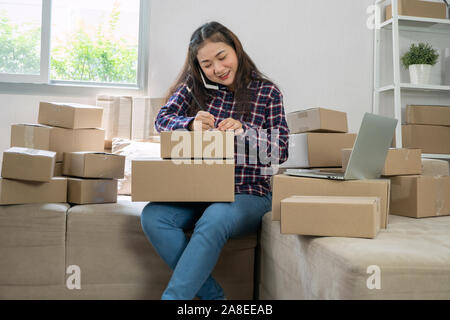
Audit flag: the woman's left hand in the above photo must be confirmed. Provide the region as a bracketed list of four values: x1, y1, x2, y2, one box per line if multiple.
[218, 118, 243, 134]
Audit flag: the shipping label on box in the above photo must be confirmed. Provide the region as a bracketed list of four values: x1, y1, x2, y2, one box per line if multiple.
[38, 102, 103, 129]
[67, 178, 118, 205]
[272, 174, 390, 229]
[406, 105, 450, 127]
[281, 196, 380, 239]
[0, 177, 67, 205]
[402, 125, 450, 154]
[281, 133, 356, 168]
[96, 95, 132, 140]
[63, 152, 125, 179]
[160, 130, 235, 159]
[131, 158, 235, 202]
[390, 175, 450, 218]
[2, 147, 56, 182]
[286, 108, 348, 134]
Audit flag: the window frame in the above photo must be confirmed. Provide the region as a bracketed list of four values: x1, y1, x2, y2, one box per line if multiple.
[0, 0, 147, 89]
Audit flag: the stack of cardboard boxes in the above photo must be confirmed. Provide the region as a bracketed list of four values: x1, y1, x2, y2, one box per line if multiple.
[1, 102, 125, 205]
[132, 130, 235, 202]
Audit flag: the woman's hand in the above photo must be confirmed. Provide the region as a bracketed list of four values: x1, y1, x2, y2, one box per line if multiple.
[189, 111, 215, 131]
[218, 118, 244, 135]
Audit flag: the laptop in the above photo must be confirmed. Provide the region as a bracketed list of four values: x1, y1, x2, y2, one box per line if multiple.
[284, 113, 398, 180]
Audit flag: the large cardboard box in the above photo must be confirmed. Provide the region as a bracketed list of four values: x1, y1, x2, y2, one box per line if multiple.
[11, 124, 105, 162]
[406, 105, 450, 126]
[132, 97, 165, 140]
[402, 125, 450, 154]
[421, 158, 449, 176]
[63, 152, 125, 179]
[385, 0, 447, 20]
[160, 130, 235, 159]
[1, 147, 56, 182]
[38, 102, 103, 129]
[281, 196, 380, 239]
[342, 148, 422, 176]
[272, 174, 391, 229]
[390, 175, 450, 218]
[67, 178, 118, 204]
[0, 177, 67, 205]
[281, 133, 356, 168]
[286, 108, 348, 134]
[132, 158, 235, 202]
[96, 95, 133, 141]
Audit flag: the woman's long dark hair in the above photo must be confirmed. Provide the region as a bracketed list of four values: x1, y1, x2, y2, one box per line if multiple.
[164, 21, 269, 120]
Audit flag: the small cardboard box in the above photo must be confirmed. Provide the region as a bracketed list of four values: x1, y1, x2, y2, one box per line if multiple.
[0, 177, 67, 205]
[421, 159, 449, 177]
[63, 152, 125, 179]
[1, 147, 56, 182]
[132, 158, 235, 202]
[385, 0, 447, 20]
[342, 148, 422, 176]
[11, 124, 105, 162]
[67, 178, 118, 204]
[160, 130, 235, 159]
[38, 102, 103, 129]
[272, 174, 391, 229]
[286, 108, 348, 134]
[390, 175, 450, 218]
[402, 125, 450, 154]
[280, 133, 356, 168]
[281, 196, 380, 239]
[406, 105, 450, 127]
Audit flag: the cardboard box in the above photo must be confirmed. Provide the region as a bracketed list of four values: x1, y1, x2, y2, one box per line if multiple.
[1, 147, 56, 182]
[54, 162, 63, 177]
[385, 0, 447, 20]
[406, 105, 450, 126]
[342, 148, 422, 176]
[132, 97, 165, 140]
[390, 175, 450, 218]
[0, 177, 67, 205]
[160, 130, 235, 159]
[96, 95, 133, 140]
[402, 125, 450, 154]
[38, 102, 103, 129]
[67, 178, 118, 204]
[132, 158, 234, 202]
[280, 133, 356, 168]
[63, 152, 125, 179]
[272, 174, 391, 229]
[281, 196, 380, 239]
[286, 108, 348, 134]
[421, 158, 449, 176]
[11, 124, 105, 162]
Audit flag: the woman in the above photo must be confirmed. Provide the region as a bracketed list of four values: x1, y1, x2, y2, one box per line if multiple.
[140, 21, 289, 300]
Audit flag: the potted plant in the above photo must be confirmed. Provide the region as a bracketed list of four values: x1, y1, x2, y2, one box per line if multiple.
[401, 43, 439, 85]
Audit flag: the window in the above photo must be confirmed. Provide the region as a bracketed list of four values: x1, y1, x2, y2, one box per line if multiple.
[0, 0, 146, 88]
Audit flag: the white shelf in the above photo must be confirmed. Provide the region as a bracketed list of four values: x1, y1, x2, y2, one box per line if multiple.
[377, 84, 450, 93]
[422, 154, 450, 160]
[380, 16, 450, 34]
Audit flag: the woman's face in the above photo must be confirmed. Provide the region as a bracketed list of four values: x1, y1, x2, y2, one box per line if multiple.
[197, 41, 238, 89]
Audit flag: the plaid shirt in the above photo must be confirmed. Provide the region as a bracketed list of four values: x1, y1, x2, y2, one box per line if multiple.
[155, 74, 289, 197]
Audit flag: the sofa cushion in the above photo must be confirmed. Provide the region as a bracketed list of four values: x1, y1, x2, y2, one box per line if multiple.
[259, 212, 450, 299]
[0, 203, 69, 287]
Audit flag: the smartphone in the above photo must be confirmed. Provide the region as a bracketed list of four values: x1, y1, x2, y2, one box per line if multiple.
[198, 67, 219, 90]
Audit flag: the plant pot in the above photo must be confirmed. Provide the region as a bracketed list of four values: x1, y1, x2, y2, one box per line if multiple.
[408, 64, 432, 85]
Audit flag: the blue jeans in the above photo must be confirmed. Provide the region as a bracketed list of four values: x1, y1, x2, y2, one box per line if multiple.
[140, 193, 272, 300]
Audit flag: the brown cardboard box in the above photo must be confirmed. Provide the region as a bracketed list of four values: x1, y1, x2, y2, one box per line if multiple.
[406, 105, 450, 126]
[54, 162, 63, 177]
[342, 148, 422, 176]
[63, 152, 125, 179]
[132, 158, 234, 202]
[272, 174, 390, 229]
[281, 133, 356, 168]
[385, 0, 447, 20]
[96, 95, 133, 140]
[67, 178, 118, 204]
[421, 159, 449, 176]
[402, 125, 450, 154]
[160, 130, 235, 159]
[38, 102, 103, 129]
[1, 147, 56, 182]
[11, 124, 105, 162]
[390, 175, 450, 218]
[286, 108, 348, 134]
[0, 177, 67, 205]
[281, 196, 380, 239]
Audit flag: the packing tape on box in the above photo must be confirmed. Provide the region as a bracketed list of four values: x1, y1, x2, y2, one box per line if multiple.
[405, 149, 411, 160]
[296, 112, 308, 119]
[24, 126, 35, 148]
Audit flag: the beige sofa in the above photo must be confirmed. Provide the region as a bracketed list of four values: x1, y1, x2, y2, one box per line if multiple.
[0, 196, 258, 300]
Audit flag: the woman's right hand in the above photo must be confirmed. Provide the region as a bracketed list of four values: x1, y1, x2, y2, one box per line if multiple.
[189, 111, 216, 131]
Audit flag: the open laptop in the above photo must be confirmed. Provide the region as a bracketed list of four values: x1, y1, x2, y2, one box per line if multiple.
[284, 113, 398, 180]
